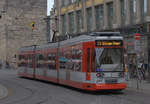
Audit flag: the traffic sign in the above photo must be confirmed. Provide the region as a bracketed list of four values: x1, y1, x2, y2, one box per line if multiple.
[134, 33, 140, 40]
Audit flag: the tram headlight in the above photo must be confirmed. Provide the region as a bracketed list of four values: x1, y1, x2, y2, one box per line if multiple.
[96, 72, 104, 78]
[96, 73, 100, 77]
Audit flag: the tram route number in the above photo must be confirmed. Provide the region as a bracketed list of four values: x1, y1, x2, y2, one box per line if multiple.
[95, 40, 123, 47]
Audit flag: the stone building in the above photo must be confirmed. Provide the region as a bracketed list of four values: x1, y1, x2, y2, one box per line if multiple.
[51, 0, 150, 65]
[0, 0, 47, 68]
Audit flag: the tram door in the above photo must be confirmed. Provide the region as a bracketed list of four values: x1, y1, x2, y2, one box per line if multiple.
[86, 48, 91, 80]
[84, 42, 95, 81]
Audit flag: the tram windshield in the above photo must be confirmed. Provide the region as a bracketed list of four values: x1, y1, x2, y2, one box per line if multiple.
[96, 48, 123, 72]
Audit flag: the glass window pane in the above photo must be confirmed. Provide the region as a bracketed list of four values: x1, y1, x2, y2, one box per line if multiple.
[107, 2, 113, 29]
[69, 12, 74, 33]
[61, 14, 66, 35]
[95, 5, 104, 30]
[76, 10, 82, 32]
[86, 8, 92, 31]
[141, 0, 147, 22]
[120, 0, 126, 26]
[130, 0, 136, 24]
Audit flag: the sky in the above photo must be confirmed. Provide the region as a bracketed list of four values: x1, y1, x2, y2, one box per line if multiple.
[47, 0, 54, 16]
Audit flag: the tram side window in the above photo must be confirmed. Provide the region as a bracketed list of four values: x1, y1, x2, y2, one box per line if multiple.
[71, 49, 82, 72]
[36, 54, 44, 68]
[18, 55, 25, 67]
[63, 51, 71, 71]
[28, 54, 33, 68]
[47, 53, 56, 70]
[87, 48, 90, 72]
[59, 49, 66, 70]
[39, 54, 44, 60]
[92, 48, 96, 72]
[18, 55, 24, 60]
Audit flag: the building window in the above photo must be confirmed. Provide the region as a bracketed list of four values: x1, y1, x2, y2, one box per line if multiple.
[120, 0, 126, 26]
[76, 10, 82, 32]
[69, 12, 74, 34]
[86, 7, 92, 31]
[61, 0, 66, 7]
[130, 0, 136, 24]
[95, 5, 104, 30]
[107, 2, 113, 29]
[141, 0, 147, 22]
[61, 14, 66, 35]
[69, 0, 76, 5]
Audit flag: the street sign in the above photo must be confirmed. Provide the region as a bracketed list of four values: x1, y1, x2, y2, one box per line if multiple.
[134, 33, 140, 40]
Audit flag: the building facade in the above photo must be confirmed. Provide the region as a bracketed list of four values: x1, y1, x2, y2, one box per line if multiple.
[0, 0, 47, 68]
[51, 0, 150, 65]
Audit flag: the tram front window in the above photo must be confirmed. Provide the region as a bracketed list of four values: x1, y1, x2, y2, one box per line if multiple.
[96, 48, 123, 72]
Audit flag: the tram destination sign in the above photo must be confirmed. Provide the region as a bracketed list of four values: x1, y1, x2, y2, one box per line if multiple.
[95, 40, 123, 47]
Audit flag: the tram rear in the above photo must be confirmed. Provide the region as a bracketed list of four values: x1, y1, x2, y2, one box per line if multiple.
[82, 34, 126, 91]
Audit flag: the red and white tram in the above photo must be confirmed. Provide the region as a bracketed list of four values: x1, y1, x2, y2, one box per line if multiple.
[18, 32, 126, 91]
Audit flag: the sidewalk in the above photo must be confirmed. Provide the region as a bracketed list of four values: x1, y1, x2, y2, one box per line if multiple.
[0, 84, 8, 100]
[126, 79, 150, 94]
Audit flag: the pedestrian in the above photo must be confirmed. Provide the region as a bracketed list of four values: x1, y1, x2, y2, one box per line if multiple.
[137, 61, 146, 81]
[141, 62, 146, 80]
[125, 64, 129, 81]
[5, 61, 10, 69]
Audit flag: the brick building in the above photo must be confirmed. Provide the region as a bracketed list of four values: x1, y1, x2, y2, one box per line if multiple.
[51, 0, 150, 65]
[0, 0, 47, 68]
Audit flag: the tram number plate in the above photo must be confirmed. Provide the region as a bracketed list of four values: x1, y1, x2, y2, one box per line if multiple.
[105, 79, 117, 84]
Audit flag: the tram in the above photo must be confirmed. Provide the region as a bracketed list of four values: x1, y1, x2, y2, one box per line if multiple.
[17, 32, 126, 91]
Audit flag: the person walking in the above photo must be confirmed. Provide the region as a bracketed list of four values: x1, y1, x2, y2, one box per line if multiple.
[125, 64, 129, 81]
[137, 61, 146, 82]
[5, 61, 10, 69]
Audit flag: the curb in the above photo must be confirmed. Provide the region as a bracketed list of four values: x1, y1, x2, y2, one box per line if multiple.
[0, 84, 8, 100]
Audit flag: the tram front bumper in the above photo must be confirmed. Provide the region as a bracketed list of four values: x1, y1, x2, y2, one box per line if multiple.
[96, 83, 126, 90]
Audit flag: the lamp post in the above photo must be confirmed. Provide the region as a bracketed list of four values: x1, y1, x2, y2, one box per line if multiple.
[134, 33, 141, 89]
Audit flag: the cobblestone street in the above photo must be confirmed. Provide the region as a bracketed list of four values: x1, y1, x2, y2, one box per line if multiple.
[0, 69, 150, 104]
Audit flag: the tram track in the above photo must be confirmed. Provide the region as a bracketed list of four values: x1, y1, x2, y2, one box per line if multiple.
[0, 78, 36, 104]
[0, 71, 55, 104]
[0, 70, 150, 104]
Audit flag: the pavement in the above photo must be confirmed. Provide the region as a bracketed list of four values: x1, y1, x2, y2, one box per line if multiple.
[0, 69, 150, 104]
[0, 84, 8, 100]
[126, 79, 150, 94]
[1, 79, 150, 100]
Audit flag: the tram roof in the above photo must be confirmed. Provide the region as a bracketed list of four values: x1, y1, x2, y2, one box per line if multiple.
[19, 32, 123, 51]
